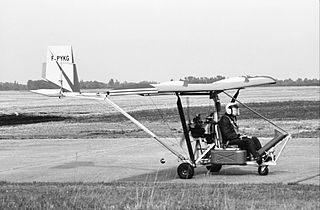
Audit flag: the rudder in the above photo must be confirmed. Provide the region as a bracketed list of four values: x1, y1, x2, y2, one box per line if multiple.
[43, 46, 80, 92]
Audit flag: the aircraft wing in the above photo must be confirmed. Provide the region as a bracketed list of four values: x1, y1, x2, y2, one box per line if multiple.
[32, 46, 276, 97]
[104, 76, 275, 96]
[153, 76, 275, 93]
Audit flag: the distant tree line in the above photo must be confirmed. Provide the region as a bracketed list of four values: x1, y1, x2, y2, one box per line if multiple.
[79, 79, 157, 89]
[275, 78, 319, 86]
[182, 76, 320, 86]
[0, 77, 319, 91]
[0, 82, 28, 90]
[26, 80, 58, 90]
[182, 75, 226, 83]
[79, 80, 108, 89]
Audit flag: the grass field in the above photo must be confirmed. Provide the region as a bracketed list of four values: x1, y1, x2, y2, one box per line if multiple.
[0, 182, 319, 209]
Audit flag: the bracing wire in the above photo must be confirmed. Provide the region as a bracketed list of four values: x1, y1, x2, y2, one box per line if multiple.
[147, 96, 189, 157]
[89, 99, 158, 145]
[91, 97, 189, 158]
[148, 96, 174, 136]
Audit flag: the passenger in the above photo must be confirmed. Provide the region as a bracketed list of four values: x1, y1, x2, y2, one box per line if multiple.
[190, 114, 205, 138]
[193, 114, 203, 126]
[218, 102, 262, 164]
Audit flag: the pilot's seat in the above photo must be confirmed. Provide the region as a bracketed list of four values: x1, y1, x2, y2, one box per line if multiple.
[214, 123, 238, 149]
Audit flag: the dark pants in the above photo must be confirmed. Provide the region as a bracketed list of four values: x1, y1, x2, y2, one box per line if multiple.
[229, 137, 262, 158]
[251, 137, 262, 151]
[244, 136, 262, 158]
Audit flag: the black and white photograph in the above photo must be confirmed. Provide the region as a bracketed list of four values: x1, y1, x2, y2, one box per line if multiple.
[0, 0, 319, 209]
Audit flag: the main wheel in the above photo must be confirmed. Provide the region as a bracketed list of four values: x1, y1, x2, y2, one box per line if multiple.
[206, 164, 222, 172]
[177, 163, 194, 179]
[258, 166, 269, 176]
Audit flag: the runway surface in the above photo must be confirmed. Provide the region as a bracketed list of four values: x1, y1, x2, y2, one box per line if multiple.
[0, 138, 318, 185]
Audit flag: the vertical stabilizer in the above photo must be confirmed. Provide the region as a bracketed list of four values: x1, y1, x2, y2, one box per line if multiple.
[43, 46, 80, 92]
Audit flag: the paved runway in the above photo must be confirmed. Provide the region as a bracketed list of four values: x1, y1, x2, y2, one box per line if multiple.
[0, 138, 318, 185]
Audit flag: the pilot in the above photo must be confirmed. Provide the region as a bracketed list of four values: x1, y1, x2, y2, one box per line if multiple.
[218, 102, 262, 164]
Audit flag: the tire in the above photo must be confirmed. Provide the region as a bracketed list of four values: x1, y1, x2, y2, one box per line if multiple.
[177, 163, 194, 179]
[206, 164, 222, 172]
[258, 166, 269, 176]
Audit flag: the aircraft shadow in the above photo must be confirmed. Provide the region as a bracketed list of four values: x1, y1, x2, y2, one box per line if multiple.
[51, 161, 287, 182]
[51, 161, 159, 172]
[116, 167, 179, 182]
[114, 166, 263, 182]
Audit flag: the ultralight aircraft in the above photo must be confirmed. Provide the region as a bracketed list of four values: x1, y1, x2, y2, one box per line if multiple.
[32, 46, 291, 179]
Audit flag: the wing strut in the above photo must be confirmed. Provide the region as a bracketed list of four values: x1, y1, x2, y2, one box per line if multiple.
[176, 93, 195, 163]
[104, 97, 186, 161]
[223, 91, 287, 134]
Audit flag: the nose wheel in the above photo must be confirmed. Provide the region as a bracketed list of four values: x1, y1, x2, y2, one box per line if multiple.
[177, 163, 194, 179]
[258, 166, 269, 176]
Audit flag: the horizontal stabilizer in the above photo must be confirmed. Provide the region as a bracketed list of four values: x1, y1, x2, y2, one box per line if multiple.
[30, 89, 62, 97]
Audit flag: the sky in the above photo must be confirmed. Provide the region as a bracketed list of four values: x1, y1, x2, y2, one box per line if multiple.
[0, 0, 319, 84]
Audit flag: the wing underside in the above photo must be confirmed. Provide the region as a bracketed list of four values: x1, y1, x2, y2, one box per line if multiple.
[105, 76, 276, 96]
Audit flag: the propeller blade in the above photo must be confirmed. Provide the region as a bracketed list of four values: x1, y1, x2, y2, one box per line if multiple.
[179, 133, 186, 148]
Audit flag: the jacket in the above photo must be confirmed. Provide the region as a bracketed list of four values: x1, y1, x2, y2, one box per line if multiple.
[218, 114, 241, 143]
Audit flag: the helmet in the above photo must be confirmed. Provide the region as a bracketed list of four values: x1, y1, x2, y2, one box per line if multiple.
[225, 102, 239, 116]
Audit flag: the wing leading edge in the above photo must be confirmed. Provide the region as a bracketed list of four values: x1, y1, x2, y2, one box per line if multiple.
[104, 76, 276, 96]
